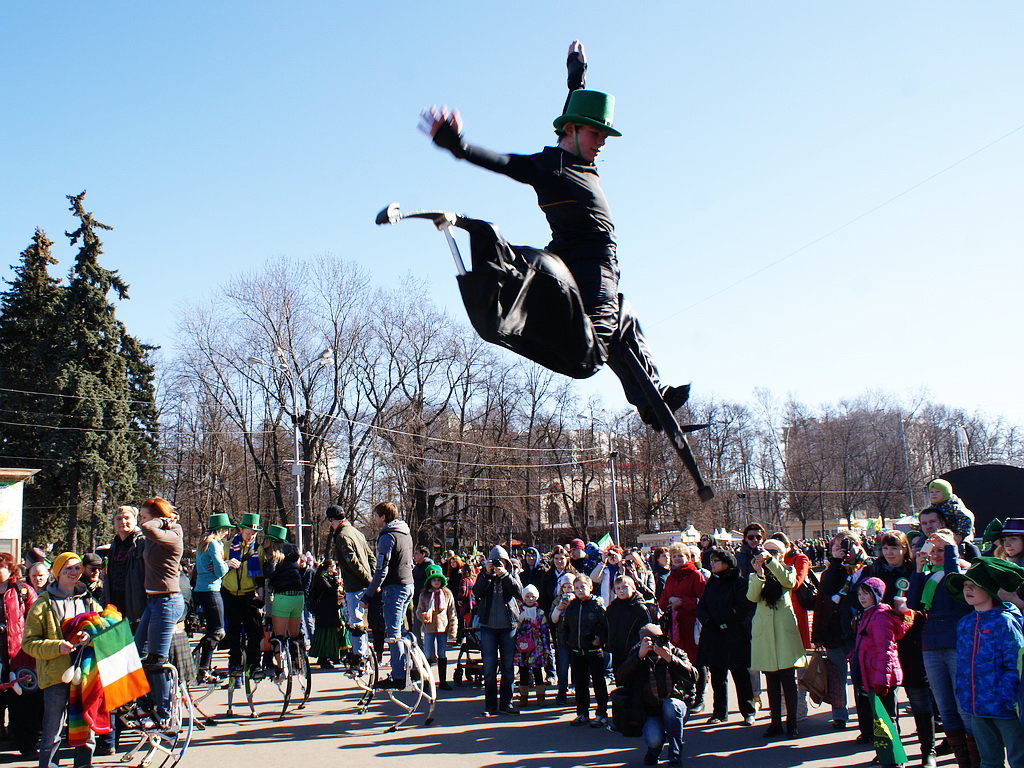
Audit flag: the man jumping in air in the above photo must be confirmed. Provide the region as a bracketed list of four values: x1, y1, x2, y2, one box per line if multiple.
[421, 41, 689, 431]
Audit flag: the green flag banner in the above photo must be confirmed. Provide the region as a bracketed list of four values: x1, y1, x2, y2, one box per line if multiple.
[872, 692, 908, 765]
[596, 533, 613, 550]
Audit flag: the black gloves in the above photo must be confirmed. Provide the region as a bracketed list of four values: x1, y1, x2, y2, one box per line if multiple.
[567, 50, 587, 92]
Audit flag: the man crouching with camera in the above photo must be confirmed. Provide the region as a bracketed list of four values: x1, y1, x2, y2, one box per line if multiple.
[614, 623, 699, 766]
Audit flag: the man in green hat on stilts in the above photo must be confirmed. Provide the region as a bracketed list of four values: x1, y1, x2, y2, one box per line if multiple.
[422, 41, 689, 430]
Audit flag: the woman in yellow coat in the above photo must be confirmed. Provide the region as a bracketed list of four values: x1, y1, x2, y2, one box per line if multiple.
[747, 538, 807, 739]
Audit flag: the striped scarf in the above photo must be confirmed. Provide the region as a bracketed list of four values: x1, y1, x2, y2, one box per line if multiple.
[230, 533, 263, 579]
[62, 610, 119, 745]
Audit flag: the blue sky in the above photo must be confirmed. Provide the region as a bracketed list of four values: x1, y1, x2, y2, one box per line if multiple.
[3, 2, 1022, 424]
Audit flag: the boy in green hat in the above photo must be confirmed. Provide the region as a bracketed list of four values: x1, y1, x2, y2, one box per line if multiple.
[422, 41, 689, 430]
[946, 557, 1024, 767]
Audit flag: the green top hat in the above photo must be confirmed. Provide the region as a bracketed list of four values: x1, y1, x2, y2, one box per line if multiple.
[553, 89, 622, 137]
[945, 556, 1024, 601]
[206, 512, 234, 532]
[423, 563, 447, 589]
[264, 524, 289, 543]
[237, 512, 262, 531]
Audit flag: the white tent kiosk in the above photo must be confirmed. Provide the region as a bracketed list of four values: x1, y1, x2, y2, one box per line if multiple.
[0, 468, 39, 557]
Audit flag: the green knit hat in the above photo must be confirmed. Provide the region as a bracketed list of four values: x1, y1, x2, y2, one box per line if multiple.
[423, 563, 447, 588]
[554, 89, 622, 137]
[929, 479, 953, 501]
[945, 556, 1024, 601]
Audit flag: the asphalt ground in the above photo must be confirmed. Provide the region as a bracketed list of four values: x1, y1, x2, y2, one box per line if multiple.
[3, 657, 957, 768]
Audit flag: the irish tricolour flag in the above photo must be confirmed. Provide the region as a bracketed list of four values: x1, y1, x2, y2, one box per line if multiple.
[92, 619, 150, 710]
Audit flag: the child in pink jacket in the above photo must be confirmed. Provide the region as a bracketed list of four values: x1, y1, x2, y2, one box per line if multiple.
[851, 576, 915, 765]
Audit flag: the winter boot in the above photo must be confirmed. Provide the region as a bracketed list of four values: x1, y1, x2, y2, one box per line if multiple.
[437, 659, 452, 690]
[945, 729, 971, 768]
[519, 685, 530, 708]
[537, 683, 547, 706]
[913, 712, 937, 768]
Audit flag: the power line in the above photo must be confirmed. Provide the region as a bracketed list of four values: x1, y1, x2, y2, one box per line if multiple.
[2, 384, 603, 456]
[659, 119, 1024, 320]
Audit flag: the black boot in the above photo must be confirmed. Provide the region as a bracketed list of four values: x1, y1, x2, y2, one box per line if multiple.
[438, 659, 452, 690]
[913, 712, 937, 768]
[639, 384, 691, 431]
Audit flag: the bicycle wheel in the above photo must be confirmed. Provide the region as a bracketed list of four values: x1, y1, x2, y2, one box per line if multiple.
[293, 640, 312, 710]
[351, 645, 379, 714]
[272, 637, 293, 721]
[384, 637, 436, 731]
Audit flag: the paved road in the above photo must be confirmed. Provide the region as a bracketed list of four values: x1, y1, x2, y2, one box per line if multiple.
[9, 664, 958, 768]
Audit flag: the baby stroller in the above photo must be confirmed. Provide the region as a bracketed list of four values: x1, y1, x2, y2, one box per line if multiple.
[452, 625, 484, 686]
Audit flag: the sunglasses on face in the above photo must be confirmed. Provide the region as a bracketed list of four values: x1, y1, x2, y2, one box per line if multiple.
[746, 534, 762, 541]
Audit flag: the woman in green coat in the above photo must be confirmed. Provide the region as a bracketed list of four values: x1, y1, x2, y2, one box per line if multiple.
[747, 538, 807, 739]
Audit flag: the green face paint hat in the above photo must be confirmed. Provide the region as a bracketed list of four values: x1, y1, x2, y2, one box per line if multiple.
[554, 90, 622, 137]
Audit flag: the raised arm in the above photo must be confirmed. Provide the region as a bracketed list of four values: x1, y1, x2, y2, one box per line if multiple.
[564, 40, 587, 113]
[420, 106, 538, 184]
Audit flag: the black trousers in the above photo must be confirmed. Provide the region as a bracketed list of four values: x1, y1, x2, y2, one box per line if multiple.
[764, 667, 798, 727]
[565, 256, 667, 410]
[709, 663, 756, 718]
[571, 650, 608, 718]
[221, 589, 262, 669]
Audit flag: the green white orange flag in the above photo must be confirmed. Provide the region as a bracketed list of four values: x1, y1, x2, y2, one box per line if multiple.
[91, 619, 150, 710]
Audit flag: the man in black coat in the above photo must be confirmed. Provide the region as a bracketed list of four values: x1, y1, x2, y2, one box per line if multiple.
[616, 624, 698, 767]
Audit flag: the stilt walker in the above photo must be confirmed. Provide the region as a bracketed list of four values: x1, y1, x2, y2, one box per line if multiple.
[379, 41, 713, 500]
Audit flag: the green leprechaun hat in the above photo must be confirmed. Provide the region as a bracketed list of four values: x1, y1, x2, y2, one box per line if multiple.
[945, 556, 1024, 601]
[423, 563, 447, 588]
[264, 524, 289, 543]
[206, 512, 234, 532]
[553, 89, 622, 137]
[237, 512, 262, 531]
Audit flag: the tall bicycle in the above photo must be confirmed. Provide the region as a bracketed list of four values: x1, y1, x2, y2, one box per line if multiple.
[344, 628, 436, 732]
[115, 662, 195, 768]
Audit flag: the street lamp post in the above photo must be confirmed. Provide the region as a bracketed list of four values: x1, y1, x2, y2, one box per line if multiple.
[247, 348, 333, 554]
[608, 449, 620, 546]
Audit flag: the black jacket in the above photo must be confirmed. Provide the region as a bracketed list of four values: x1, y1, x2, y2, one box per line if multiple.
[813, 556, 869, 647]
[606, 595, 656, 668]
[616, 642, 699, 713]
[105, 529, 146, 622]
[472, 570, 523, 629]
[562, 597, 608, 653]
[695, 566, 753, 669]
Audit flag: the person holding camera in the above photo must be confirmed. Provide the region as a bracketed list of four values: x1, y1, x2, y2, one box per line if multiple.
[908, 528, 973, 768]
[473, 546, 524, 716]
[696, 547, 756, 726]
[748, 538, 806, 738]
[615, 623, 698, 766]
[812, 532, 871, 734]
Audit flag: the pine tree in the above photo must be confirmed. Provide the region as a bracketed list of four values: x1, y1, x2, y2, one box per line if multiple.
[19, 192, 161, 549]
[0, 229, 66, 540]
